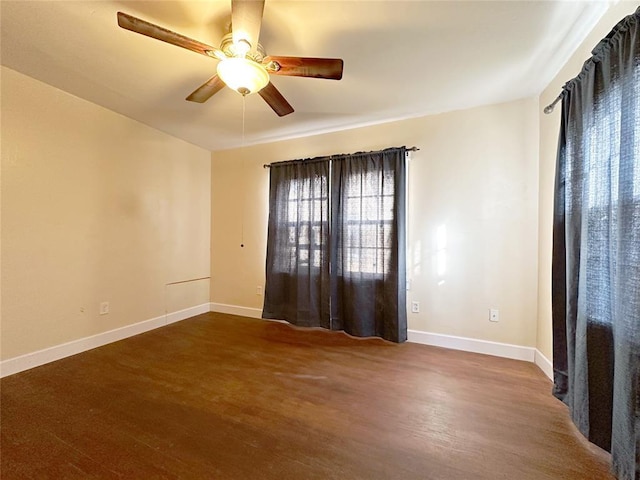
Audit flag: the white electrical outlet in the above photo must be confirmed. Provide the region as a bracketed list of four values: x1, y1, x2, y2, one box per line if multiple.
[489, 308, 499, 322]
[411, 301, 420, 313]
[256, 286, 263, 295]
[100, 301, 110, 315]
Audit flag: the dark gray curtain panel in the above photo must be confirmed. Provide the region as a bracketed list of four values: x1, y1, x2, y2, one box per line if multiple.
[263, 147, 407, 343]
[262, 159, 331, 328]
[330, 148, 407, 342]
[551, 8, 639, 480]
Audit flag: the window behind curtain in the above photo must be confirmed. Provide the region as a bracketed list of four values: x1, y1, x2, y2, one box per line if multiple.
[551, 8, 640, 478]
[263, 160, 330, 328]
[330, 149, 407, 342]
[279, 173, 328, 272]
[341, 168, 395, 275]
[263, 147, 407, 343]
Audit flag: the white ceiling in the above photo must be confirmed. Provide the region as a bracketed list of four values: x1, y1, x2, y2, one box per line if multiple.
[1, 1, 613, 151]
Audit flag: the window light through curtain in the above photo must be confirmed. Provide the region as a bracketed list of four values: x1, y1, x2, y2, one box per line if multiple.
[551, 7, 640, 480]
[263, 147, 407, 343]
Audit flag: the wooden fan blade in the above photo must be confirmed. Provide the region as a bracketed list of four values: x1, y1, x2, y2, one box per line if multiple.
[186, 75, 226, 103]
[231, 0, 265, 52]
[264, 56, 343, 80]
[117, 12, 222, 59]
[259, 82, 294, 117]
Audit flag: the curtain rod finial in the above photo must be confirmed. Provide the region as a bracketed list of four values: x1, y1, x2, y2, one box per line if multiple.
[544, 94, 562, 114]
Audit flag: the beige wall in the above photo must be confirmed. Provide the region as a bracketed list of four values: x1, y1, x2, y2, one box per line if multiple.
[212, 97, 540, 347]
[1, 2, 632, 366]
[536, 1, 638, 360]
[1, 66, 211, 360]
[5, 2, 630, 363]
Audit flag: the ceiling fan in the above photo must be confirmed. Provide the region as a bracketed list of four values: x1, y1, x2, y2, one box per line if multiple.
[117, 0, 344, 117]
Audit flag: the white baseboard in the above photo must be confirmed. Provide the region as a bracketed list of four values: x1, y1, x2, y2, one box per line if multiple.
[0, 303, 210, 378]
[2, 301, 555, 382]
[165, 303, 210, 325]
[212, 303, 556, 381]
[407, 329, 536, 362]
[208, 305, 553, 378]
[534, 349, 554, 381]
[209, 302, 263, 319]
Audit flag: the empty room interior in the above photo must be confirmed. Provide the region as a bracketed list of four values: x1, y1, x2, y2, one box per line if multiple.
[1, 1, 639, 479]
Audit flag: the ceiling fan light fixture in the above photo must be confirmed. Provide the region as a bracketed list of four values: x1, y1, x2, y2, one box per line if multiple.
[216, 57, 269, 96]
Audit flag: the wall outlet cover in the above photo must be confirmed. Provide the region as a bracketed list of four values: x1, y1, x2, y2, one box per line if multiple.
[99, 302, 110, 315]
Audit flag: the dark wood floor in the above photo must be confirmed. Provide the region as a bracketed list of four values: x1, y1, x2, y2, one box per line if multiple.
[1, 312, 613, 479]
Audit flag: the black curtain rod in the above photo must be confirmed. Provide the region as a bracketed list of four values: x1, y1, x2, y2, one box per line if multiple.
[543, 93, 563, 114]
[545, 6, 640, 114]
[263, 146, 420, 168]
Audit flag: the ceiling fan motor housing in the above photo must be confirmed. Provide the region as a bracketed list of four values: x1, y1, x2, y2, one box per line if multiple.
[219, 33, 266, 62]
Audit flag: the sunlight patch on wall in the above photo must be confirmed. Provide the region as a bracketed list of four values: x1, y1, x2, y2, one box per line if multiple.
[435, 224, 447, 285]
[411, 240, 422, 277]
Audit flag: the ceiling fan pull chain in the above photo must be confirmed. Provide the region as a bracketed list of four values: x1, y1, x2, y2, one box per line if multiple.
[240, 95, 246, 248]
